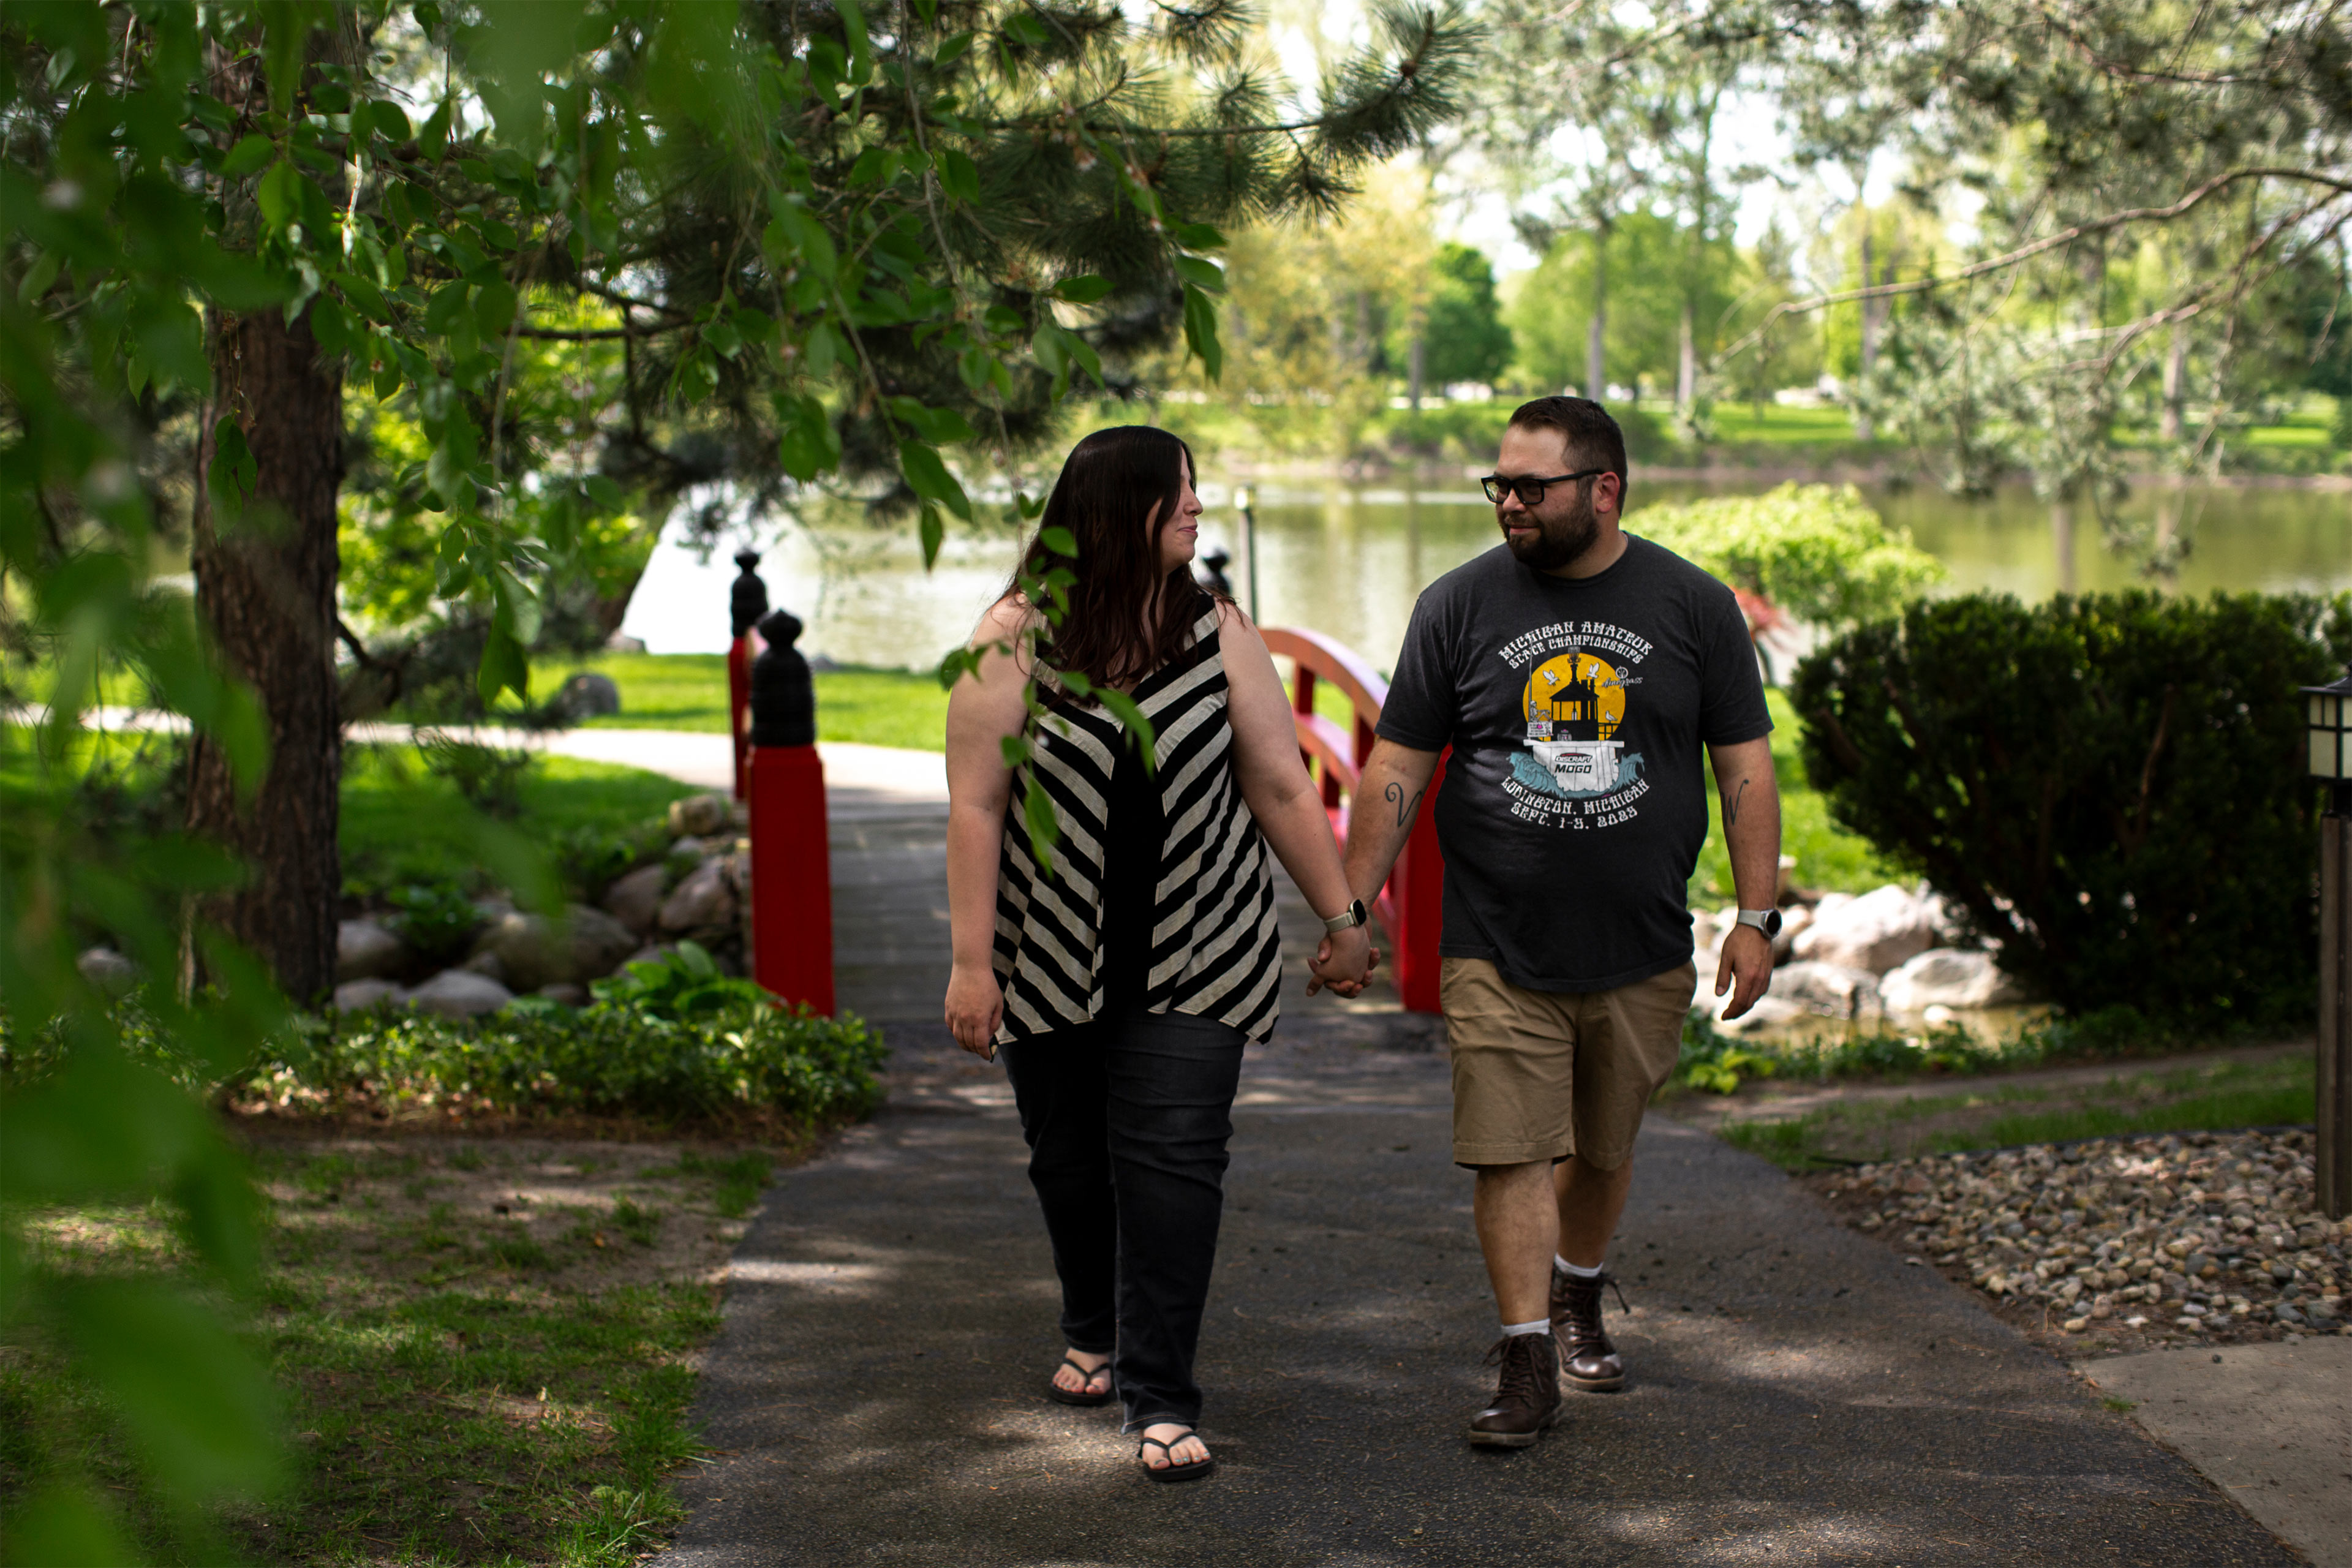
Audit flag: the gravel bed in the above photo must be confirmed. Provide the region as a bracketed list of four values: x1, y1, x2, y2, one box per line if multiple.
[1812, 1127, 2350, 1352]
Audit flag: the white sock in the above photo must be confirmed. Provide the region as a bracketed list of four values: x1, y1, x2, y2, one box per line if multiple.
[1556, 1257, 1603, 1280]
[1501, 1318, 1549, 1337]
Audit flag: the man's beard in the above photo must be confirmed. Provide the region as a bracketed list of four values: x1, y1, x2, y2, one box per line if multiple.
[1504, 492, 1600, 570]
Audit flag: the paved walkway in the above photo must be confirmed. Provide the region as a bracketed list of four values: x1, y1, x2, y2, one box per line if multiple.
[655, 1026, 2291, 1566]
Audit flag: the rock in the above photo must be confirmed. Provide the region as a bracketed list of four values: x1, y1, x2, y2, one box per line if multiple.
[1714, 993, 1804, 1033]
[668, 793, 733, 838]
[337, 918, 409, 981]
[658, 857, 737, 933]
[332, 978, 403, 1011]
[1771, 903, 1812, 962]
[601, 863, 669, 936]
[553, 671, 622, 720]
[1769, 960, 1883, 1020]
[1879, 948, 2028, 1012]
[1792, 883, 1939, 974]
[462, 949, 510, 986]
[469, 903, 639, 992]
[404, 969, 514, 1018]
[77, 946, 140, 996]
[536, 981, 589, 1007]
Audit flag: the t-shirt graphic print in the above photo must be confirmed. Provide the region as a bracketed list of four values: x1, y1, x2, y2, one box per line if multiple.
[1504, 620, 1654, 824]
[1375, 535, 1772, 993]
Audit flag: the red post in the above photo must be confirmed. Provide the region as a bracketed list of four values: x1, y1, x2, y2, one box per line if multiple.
[727, 635, 752, 801]
[748, 743, 835, 1015]
[1387, 747, 1448, 1014]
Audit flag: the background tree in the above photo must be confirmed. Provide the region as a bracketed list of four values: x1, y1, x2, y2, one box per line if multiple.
[1386, 241, 1513, 393]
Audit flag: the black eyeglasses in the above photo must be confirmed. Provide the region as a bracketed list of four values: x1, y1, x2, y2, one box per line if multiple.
[1480, 469, 1609, 506]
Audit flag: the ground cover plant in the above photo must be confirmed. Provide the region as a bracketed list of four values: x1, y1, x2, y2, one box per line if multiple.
[3, 1136, 775, 1565]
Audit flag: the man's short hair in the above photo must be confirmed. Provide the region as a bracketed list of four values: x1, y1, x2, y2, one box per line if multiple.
[1507, 396, 1627, 492]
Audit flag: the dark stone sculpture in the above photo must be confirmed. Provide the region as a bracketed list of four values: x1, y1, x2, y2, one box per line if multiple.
[749, 608, 816, 747]
[730, 549, 771, 639]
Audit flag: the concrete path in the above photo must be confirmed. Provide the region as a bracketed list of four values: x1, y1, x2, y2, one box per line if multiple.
[654, 1024, 2294, 1567]
[2080, 1340, 2352, 1567]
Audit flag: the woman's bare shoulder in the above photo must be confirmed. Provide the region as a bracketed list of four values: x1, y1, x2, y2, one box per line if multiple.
[972, 592, 1036, 646]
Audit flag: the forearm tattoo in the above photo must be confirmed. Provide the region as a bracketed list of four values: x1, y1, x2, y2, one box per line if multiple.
[1385, 778, 1428, 827]
[1724, 777, 1749, 829]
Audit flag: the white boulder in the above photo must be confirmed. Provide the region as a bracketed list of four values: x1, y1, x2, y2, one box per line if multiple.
[77, 946, 141, 996]
[1792, 883, 1939, 974]
[668, 793, 733, 838]
[336, 918, 409, 981]
[658, 858, 737, 933]
[332, 978, 403, 1011]
[1770, 960, 1884, 1020]
[404, 969, 514, 1017]
[469, 903, 638, 991]
[1879, 948, 2027, 1012]
[601, 863, 669, 936]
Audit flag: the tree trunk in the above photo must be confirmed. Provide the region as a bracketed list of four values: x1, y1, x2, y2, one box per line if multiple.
[187, 305, 345, 1004]
[1586, 227, 1608, 401]
[2161, 323, 2187, 442]
[2050, 500, 2076, 595]
[1408, 330, 1425, 412]
[1855, 229, 1878, 442]
[1676, 298, 1697, 413]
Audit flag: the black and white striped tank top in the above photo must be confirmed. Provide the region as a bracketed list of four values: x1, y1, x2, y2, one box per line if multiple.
[991, 595, 1284, 1045]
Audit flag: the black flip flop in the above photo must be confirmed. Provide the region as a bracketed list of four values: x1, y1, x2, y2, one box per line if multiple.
[1046, 1354, 1114, 1407]
[1137, 1427, 1215, 1483]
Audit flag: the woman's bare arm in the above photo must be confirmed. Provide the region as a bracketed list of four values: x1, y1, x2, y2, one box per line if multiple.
[942, 600, 1033, 1054]
[1215, 603, 1375, 993]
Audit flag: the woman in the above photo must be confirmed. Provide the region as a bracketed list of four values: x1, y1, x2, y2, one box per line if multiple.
[943, 426, 1375, 1483]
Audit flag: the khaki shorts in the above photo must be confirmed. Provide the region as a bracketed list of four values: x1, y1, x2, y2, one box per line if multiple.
[1442, 956, 1697, 1170]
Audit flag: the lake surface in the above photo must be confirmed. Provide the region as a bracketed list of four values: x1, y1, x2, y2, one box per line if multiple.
[620, 476, 2351, 673]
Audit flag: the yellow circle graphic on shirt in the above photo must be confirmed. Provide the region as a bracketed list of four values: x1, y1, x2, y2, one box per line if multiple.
[1520, 652, 1626, 739]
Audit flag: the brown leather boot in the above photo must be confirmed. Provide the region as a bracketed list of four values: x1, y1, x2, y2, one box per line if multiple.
[1550, 1265, 1629, 1392]
[1466, 1332, 1561, 1447]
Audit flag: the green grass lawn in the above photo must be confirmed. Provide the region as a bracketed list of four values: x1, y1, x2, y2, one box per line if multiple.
[1717, 1054, 2315, 1170]
[341, 743, 701, 898]
[4, 1139, 774, 1565]
[532, 652, 951, 751]
[1706, 401, 1873, 446]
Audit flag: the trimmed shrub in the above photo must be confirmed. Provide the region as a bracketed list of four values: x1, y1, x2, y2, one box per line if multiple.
[1628, 483, 1945, 631]
[1791, 590, 2352, 1024]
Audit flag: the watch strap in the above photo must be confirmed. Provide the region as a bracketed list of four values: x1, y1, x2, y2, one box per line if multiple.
[1322, 898, 1368, 934]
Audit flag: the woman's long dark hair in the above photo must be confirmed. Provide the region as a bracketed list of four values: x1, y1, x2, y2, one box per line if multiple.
[1013, 425, 1213, 691]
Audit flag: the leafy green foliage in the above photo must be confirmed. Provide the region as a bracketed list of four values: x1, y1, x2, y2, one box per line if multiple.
[1792, 590, 2352, 1022]
[290, 996, 886, 1125]
[588, 940, 773, 1021]
[382, 881, 484, 968]
[1629, 483, 1946, 630]
[417, 729, 535, 819]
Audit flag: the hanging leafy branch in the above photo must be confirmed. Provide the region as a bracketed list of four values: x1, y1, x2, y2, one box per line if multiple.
[0, 0, 1479, 1551]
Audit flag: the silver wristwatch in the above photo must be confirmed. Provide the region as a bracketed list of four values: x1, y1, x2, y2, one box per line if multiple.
[1322, 898, 1369, 934]
[1735, 907, 1784, 938]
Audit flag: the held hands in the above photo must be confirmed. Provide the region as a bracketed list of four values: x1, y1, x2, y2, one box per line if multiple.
[1306, 924, 1378, 998]
[1714, 924, 1774, 1020]
[944, 962, 1004, 1059]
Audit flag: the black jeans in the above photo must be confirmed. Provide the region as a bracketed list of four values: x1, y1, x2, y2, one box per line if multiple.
[999, 1006, 1245, 1431]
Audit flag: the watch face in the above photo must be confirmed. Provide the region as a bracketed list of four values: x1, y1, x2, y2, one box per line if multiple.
[1763, 908, 1784, 938]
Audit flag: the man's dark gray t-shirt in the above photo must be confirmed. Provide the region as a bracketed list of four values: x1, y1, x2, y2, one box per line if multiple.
[1376, 535, 1772, 993]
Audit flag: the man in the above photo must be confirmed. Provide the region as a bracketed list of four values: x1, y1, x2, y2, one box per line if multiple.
[1343, 396, 1781, 1447]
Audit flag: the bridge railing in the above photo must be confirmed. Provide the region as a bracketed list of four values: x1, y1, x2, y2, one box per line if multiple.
[1259, 627, 1446, 1014]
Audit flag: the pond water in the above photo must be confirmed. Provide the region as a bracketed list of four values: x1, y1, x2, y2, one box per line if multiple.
[619, 475, 2351, 673]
